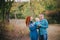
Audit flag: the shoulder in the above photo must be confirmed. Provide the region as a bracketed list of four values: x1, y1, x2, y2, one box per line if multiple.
[35, 21, 40, 25]
[43, 19, 48, 24]
[35, 21, 39, 24]
[43, 19, 47, 20]
[43, 19, 48, 21]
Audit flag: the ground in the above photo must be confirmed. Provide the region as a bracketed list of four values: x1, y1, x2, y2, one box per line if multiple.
[3, 19, 60, 40]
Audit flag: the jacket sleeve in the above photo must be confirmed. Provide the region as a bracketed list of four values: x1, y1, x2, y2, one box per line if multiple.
[29, 23, 36, 31]
[40, 19, 48, 28]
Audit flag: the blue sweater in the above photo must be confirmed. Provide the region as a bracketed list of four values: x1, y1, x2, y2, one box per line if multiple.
[39, 19, 48, 35]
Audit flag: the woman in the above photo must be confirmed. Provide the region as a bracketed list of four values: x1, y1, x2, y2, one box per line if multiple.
[26, 16, 38, 40]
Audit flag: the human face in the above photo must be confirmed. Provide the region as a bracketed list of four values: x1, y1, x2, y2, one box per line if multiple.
[30, 17, 33, 21]
[39, 14, 44, 20]
[35, 18, 39, 22]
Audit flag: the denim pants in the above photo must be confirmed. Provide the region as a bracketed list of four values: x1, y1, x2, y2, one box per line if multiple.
[39, 34, 48, 40]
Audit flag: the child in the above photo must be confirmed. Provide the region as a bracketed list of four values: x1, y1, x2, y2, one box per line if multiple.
[35, 18, 41, 29]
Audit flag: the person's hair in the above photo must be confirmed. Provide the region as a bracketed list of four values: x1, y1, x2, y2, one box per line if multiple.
[35, 17, 39, 21]
[25, 16, 31, 26]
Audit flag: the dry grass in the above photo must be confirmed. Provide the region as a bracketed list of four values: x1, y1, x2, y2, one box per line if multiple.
[3, 19, 60, 40]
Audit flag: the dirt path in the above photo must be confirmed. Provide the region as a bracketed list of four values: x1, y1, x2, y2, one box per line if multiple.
[48, 24, 60, 40]
[8, 19, 60, 40]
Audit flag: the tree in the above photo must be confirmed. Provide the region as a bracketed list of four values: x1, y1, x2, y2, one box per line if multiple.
[0, 0, 14, 24]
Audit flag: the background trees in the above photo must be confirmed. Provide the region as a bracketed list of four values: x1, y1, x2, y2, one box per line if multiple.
[0, 0, 14, 24]
[0, 0, 60, 24]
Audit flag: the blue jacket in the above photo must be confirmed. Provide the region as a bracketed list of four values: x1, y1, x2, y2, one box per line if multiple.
[39, 19, 48, 35]
[29, 22, 38, 40]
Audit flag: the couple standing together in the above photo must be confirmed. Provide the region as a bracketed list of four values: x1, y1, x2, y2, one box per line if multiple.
[26, 14, 48, 40]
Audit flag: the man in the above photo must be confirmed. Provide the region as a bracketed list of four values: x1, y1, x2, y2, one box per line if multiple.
[38, 14, 48, 40]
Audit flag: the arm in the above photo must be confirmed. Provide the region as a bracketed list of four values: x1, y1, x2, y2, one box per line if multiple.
[40, 19, 48, 28]
[29, 23, 36, 31]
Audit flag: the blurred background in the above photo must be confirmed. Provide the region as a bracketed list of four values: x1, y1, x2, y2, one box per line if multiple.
[0, 0, 60, 40]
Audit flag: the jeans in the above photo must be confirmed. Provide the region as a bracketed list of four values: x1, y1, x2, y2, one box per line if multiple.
[39, 34, 48, 40]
